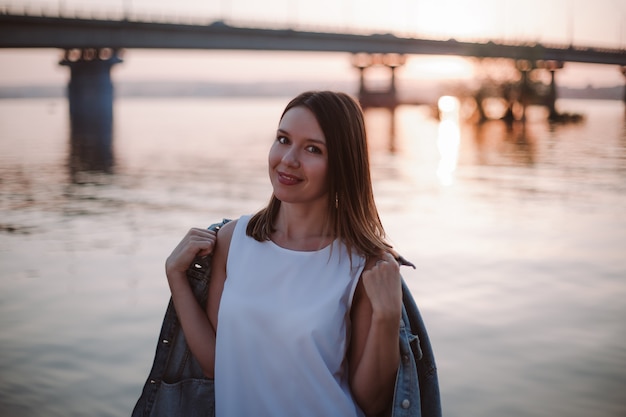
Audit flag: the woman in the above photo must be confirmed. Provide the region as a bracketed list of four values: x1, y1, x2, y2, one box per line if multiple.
[165, 91, 403, 416]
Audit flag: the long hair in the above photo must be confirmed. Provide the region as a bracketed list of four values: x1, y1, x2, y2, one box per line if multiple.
[247, 91, 390, 258]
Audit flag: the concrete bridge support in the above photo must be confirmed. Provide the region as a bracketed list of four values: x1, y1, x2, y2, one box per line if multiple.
[540, 60, 565, 121]
[497, 59, 564, 123]
[351, 53, 405, 151]
[60, 48, 122, 174]
[622, 67, 626, 109]
[502, 60, 534, 122]
[351, 53, 405, 110]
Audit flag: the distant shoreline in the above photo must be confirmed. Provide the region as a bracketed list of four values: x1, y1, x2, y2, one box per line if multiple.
[0, 81, 623, 101]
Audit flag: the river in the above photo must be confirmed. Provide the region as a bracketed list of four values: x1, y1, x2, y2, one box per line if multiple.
[0, 95, 625, 416]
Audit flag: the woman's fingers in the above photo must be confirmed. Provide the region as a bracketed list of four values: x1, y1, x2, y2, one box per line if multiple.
[186, 229, 217, 255]
[374, 251, 397, 268]
[166, 228, 217, 276]
[362, 252, 402, 321]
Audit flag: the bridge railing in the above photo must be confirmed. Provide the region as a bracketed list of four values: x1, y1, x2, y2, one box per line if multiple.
[6, 1, 622, 53]
[0, 2, 626, 54]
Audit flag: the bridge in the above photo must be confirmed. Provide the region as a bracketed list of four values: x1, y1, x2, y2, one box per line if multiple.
[1, 10, 625, 166]
[2, 13, 625, 65]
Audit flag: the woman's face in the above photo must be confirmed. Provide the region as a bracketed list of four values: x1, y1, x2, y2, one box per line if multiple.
[268, 106, 329, 207]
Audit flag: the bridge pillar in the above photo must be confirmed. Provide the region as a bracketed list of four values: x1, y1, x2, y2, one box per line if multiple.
[60, 48, 122, 173]
[351, 53, 405, 151]
[539, 60, 565, 121]
[516, 60, 533, 122]
[621, 66, 626, 108]
[351, 53, 405, 109]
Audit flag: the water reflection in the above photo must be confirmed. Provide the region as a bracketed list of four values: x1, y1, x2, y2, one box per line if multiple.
[67, 120, 115, 183]
[437, 96, 461, 186]
[1, 97, 625, 417]
[470, 118, 536, 167]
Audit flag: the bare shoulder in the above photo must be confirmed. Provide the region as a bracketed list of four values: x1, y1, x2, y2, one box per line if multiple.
[214, 218, 237, 259]
[207, 218, 238, 320]
[216, 218, 237, 240]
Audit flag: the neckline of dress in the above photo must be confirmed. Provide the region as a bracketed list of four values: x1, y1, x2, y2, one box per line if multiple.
[267, 237, 337, 254]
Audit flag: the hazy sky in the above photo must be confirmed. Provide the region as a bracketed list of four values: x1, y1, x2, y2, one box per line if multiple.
[0, 0, 624, 87]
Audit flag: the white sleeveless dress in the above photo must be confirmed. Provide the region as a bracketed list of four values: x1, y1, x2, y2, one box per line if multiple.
[214, 215, 366, 417]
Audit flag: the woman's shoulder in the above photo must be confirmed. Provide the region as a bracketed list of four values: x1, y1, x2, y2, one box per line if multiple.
[216, 218, 238, 246]
[215, 214, 255, 250]
[211, 219, 238, 276]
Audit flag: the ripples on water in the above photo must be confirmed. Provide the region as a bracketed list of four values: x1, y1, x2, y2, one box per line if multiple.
[0, 97, 625, 417]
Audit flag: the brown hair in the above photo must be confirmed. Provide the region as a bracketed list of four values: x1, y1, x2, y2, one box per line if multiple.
[247, 91, 390, 258]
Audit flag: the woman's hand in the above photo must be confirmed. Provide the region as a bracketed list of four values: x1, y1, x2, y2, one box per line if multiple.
[163, 227, 219, 378]
[361, 251, 402, 323]
[165, 228, 217, 279]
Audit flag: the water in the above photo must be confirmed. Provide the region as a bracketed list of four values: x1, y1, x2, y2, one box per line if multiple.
[1, 96, 625, 417]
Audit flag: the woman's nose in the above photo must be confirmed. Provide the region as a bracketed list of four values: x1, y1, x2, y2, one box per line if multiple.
[282, 148, 300, 167]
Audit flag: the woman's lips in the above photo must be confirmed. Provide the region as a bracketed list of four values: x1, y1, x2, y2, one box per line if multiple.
[277, 171, 302, 185]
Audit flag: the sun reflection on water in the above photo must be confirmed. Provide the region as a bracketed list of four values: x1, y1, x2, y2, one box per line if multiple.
[436, 95, 461, 186]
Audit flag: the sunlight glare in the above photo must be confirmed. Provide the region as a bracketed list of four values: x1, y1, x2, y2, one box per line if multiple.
[404, 56, 474, 80]
[436, 96, 461, 186]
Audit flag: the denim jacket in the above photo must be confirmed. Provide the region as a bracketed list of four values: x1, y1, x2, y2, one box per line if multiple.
[132, 219, 441, 417]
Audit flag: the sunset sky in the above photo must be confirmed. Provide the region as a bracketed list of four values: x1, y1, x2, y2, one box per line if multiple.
[0, 0, 624, 88]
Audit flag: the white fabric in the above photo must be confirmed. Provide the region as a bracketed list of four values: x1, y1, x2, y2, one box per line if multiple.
[215, 215, 366, 417]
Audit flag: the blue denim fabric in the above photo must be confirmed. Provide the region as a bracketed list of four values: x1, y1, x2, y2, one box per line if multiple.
[132, 219, 441, 417]
[131, 220, 229, 417]
[392, 279, 442, 417]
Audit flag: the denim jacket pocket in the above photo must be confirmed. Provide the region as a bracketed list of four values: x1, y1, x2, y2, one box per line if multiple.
[151, 378, 215, 417]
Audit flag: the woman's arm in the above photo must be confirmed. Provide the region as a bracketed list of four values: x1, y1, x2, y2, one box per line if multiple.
[164, 220, 235, 378]
[349, 251, 403, 416]
[205, 220, 235, 371]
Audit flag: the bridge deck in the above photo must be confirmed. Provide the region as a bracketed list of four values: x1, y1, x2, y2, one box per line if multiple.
[1, 13, 625, 66]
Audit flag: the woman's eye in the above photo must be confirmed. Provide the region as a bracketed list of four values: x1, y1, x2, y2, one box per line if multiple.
[306, 145, 322, 154]
[277, 136, 289, 144]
